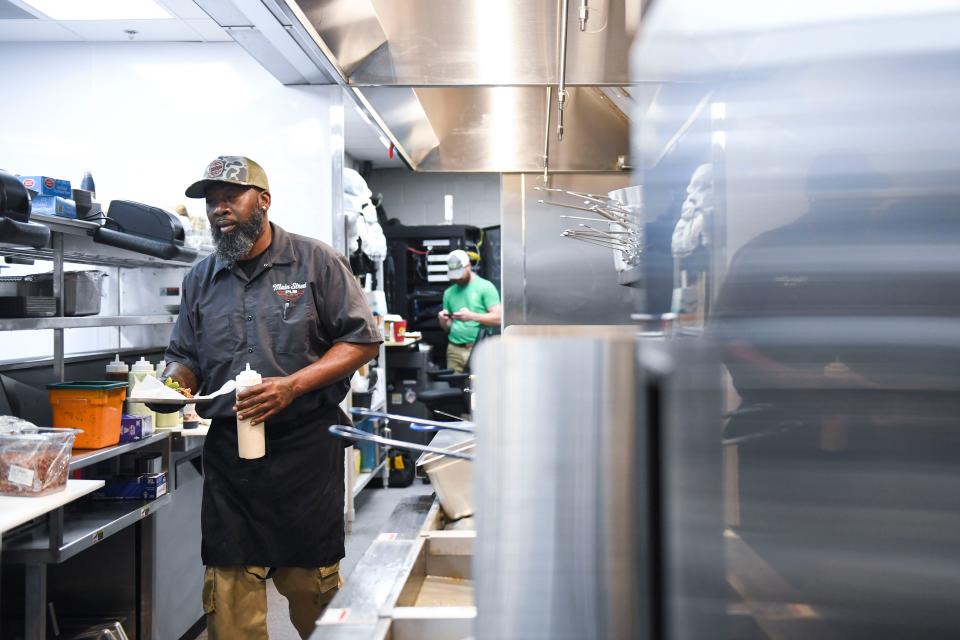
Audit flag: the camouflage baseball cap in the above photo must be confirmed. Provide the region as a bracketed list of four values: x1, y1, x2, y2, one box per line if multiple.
[184, 156, 270, 198]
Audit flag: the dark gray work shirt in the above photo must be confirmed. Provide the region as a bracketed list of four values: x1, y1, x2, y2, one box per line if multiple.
[165, 223, 382, 421]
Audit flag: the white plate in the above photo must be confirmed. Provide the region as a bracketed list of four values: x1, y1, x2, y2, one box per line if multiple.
[132, 396, 214, 406]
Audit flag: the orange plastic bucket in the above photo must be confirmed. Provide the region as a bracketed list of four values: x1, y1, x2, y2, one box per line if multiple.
[47, 381, 127, 449]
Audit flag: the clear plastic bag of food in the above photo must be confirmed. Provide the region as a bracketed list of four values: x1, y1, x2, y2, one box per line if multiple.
[0, 418, 78, 496]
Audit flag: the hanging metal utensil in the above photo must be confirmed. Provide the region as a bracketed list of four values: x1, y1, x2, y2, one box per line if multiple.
[560, 214, 619, 224]
[557, 0, 571, 141]
[539, 183, 644, 268]
[538, 199, 623, 223]
[542, 86, 553, 183]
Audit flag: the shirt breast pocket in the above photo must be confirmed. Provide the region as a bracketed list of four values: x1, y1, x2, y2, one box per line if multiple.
[269, 291, 320, 355]
[197, 308, 238, 367]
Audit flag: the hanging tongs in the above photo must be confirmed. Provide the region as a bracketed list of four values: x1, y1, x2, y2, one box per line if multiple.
[535, 186, 634, 215]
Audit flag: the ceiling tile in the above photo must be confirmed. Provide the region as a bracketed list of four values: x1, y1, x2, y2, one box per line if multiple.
[0, 19, 81, 40]
[0, 1, 38, 20]
[61, 18, 202, 41]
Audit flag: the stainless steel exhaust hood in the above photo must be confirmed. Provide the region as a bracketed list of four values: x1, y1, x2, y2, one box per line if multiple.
[199, 0, 640, 172]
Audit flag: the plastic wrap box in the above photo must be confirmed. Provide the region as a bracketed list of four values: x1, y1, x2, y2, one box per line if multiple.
[93, 471, 167, 500]
[31, 195, 77, 219]
[119, 415, 155, 443]
[18, 176, 72, 198]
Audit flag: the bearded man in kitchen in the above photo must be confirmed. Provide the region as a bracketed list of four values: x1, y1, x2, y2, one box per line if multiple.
[159, 156, 381, 639]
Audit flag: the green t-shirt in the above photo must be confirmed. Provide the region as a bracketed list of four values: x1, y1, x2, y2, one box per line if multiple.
[443, 275, 500, 345]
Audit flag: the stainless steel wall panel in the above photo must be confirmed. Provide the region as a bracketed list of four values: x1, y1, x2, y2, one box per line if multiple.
[501, 173, 638, 326]
[473, 333, 725, 640]
[473, 330, 641, 640]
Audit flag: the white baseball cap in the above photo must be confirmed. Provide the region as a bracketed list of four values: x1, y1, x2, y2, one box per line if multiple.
[447, 249, 471, 279]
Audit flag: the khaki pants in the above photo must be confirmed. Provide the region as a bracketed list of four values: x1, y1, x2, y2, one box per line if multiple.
[446, 342, 474, 373]
[203, 563, 341, 640]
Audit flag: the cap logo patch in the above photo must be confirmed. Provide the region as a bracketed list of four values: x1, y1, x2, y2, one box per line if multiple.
[207, 159, 225, 178]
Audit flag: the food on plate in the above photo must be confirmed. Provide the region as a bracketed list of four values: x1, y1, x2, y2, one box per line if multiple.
[164, 377, 193, 398]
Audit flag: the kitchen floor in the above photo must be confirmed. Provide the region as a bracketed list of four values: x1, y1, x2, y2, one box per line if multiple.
[192, 481, 434, 640]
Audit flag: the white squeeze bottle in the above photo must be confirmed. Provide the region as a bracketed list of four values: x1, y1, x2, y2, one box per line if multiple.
[128, 357, 156, 427]
[235, 363, 265, 459]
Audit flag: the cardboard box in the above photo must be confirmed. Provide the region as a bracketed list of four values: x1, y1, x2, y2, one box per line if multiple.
[93, 471, 167, 500]
[142, 472, 167, 498]
[18, 176, 72, 198]
[31, 195, 77, 219]
[120, 415, 154, 443]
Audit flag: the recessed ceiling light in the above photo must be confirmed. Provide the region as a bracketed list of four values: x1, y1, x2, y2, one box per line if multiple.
[21, 0, 171, 21]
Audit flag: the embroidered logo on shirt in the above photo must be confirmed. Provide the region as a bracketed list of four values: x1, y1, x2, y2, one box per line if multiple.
[273, 281, 307, 303]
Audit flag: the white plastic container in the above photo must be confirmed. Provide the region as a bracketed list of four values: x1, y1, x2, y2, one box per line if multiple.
[153, 359, 181, 429]
[127, 357, 157, 426]
[418, 441, 476, 521]
[235, 364, 265, 459]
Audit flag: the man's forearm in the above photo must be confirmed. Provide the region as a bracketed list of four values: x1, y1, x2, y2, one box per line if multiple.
[162, 362, 199, 395]
[472, 310, 501, 328]
[287, 341, 380, 398]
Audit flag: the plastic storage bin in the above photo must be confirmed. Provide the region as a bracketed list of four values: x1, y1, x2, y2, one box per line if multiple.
[47, 382, 127, 449]
[0, 426, 79, 496]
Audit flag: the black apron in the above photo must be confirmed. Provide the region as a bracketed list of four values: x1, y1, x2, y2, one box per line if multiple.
[200, 407, 345, 567]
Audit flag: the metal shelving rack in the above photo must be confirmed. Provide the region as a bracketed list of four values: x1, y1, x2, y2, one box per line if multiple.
[0, 212, 203, 639]
[0, 212, 206, 381]
[2, 432, 173, 639]
[345, 333, 390, 529]
[0, 315, 177, 331]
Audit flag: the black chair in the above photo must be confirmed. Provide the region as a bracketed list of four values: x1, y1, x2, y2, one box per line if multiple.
[418, 330, 488, 419]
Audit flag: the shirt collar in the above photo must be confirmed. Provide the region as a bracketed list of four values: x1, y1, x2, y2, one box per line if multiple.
[213, 222, 295, 274]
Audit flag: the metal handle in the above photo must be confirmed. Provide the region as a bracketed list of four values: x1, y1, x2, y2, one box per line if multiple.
[350, 407, 474, 432]
[408, 422, 476, 434]
[329, 425, 475, 461]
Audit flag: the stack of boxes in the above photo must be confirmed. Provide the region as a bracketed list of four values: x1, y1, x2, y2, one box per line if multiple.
[18, 175, 77, 219]
[92, 452, 168, 500]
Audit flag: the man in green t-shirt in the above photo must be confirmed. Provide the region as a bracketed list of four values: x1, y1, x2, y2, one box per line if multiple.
[437, 249, 502, 372]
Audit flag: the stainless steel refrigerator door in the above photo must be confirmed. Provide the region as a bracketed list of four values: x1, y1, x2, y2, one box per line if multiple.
[473, 329, 724, 640]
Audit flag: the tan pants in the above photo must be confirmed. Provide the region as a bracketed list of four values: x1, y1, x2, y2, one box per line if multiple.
[446, 342, 474, 373]
[203, 563, 341, 640]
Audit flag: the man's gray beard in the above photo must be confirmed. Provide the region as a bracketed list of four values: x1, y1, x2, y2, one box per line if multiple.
[211, 205, 265, 266]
